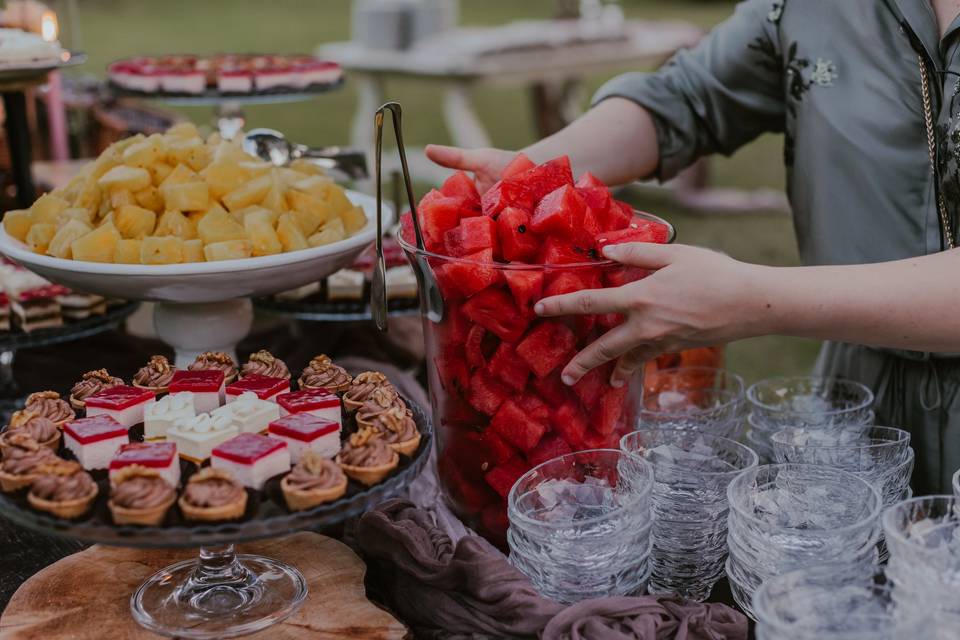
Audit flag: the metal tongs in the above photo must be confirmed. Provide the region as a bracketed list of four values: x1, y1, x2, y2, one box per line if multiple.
[373, 102, 444, 332]
[242, 128, 368, 179]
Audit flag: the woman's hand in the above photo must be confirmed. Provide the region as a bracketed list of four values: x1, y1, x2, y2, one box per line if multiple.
[424, 144, 517, 192]
[535, 243, 774, 387]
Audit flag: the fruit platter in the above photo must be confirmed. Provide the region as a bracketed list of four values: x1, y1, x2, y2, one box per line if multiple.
[396, 152, 674, 544]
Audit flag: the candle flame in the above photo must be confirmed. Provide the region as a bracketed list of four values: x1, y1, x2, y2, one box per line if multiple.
[40, 9, 57, 42]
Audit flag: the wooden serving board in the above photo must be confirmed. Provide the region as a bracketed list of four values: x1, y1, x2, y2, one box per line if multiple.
[0, 532, 407, 640]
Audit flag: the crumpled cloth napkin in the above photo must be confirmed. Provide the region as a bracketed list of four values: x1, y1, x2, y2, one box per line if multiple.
[356, 499, 748, 640]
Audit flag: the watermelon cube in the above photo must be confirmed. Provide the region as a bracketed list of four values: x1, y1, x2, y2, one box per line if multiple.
[516, 321, 577, 378]
[437, 306, 470, 349]
[533, 372, 568, 405]
[515, 156, 574, 202]
[531, 184, 585, 237]
[462, 287, 530, 343]
[434, 354, 469, 395]
[504, 267, 544, 310]
[481, 179, 534, 218]
[488, 343, 530, 391]
[581, 430, 619, 450]
[433, 261, 464, 300]
[596, 218, 670, 249]
[575, 172, 606, 190]
[440, 171, 481, 210]
[552, 401, 588, 448]
[441, 248, 503, 297]
[467, 369, 510, 416]
[497, 207, 540, 262]
[481, 429, 517, 465]
[543, 271, 592, 299]
[465, 324, 487, 370]
[573, 365, 606, 409]
[518, 393, 550, 422]
[480, 502, 510, 547]
[484, 455, 529, 498]
[592, 386, 627, 435]
[399, 211, 416, 245]
[539, 236, 594, 265]
[439, 452, 496, 512]
[444, 216, 498, 258]
[501, 153, 536, 179]
[600, 200, 634, 232]
[490, 399, 547, 452]
[527, 434, 573, 468]
[419, 189, 466, 249]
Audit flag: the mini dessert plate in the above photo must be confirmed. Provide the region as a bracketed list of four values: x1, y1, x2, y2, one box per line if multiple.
[226, 375, 289, 403]
[213, 391, 279, 434]
[143, 392, 196, 440]
[85, 385, 156, 429]
[109, 442, 181, 488]
[169, 370, 224, 414]
[211, 433, 290, 490]
[63, 416, 129, 470]
[276, 389, 341, 424]
[167, 413, 238, 464]
[267, 414, 340, 463]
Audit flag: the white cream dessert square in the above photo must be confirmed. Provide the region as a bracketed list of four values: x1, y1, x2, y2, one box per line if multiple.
[144, 392, 196, 440]
[326, 269, 365, 301]
[213, 391, 279, 434]
[167, 413, 238, 464]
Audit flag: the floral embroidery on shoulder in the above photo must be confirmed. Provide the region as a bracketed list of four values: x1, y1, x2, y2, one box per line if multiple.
[768, 1, 784, 24]
[809, 58, 838, 87]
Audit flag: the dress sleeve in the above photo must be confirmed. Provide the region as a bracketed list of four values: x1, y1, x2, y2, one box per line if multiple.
[593, 0, 786, 181]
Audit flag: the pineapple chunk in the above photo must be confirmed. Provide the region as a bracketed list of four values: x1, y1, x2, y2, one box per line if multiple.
[87, 150, 120, 181]
[60, 207, 95, 226]
[204, 239, 252, 262]
[182, 239, 205, 263]
[166, 122, 201, 139]
[30, 193, 69, 224]
[237, 160, 273, 178]
[70, 223, 121, 263]
[293, 175, 334, 197]
[340, 204, 367, 233]
[115, 204, 157, 239]
[197, 207, 246, 244]
[275, 167, 304, 186]
[276, 213, 309, 252]
[72, 182, 101, 213]
[308, 218, 346, 247]
[222, 174, 271, 212]
[114, 239, 142, 264]
[286, 190, 333, 233]
[122, 134, 166, 168]
[97, 165, 151, 192]
[160, 164, 197, 188]
[261, 184, 288, 213]
[325, 186, 354, 217]
[200, 160, 250, 200]
[211, 139, 249, 163]
[167, 137, 210, 172]
[155, 210, 197, 240]
[289, 158, 326, 176]
[148, 162, 174, 186]
[161, 181, 209, 212]
[110, 189, 135, 209]
[25, 223, 55, 254]
[244, 209, 283, 256]
[237, 206, 279, 226]
[48, 219, 92, 259]
[134, 186, 165, 213]
[3, 209, 33, 241]
[140, 236, 184, 265]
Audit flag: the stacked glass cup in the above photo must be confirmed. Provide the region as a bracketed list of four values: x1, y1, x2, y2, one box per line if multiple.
[954, 468, 959, 500]
[620, 429, 758, 602]
[638, 367, 745, 440]
[882, 495, 960, 638]
[752, 565, 932, 639]
[725, 463, 883, 619]
[506, 449, 655, 604]
[746, 377, 875, 463]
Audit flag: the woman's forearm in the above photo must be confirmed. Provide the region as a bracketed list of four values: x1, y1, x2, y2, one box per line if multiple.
[521, 98, 660, 186]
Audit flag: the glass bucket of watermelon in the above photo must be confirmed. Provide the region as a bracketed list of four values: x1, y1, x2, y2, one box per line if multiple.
[398, 154, 675, 545]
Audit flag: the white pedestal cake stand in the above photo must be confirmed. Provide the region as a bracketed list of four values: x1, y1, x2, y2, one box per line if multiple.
[0, 191, 393, 367]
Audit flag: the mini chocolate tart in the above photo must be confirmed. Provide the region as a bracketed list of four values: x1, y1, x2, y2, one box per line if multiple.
[24, 391, 75, 427]
[363, 405, 421, 457]
[241, 349, 290, 381]
[297, 354, 353, 395]
[336, 427, 399, 487]
[108, 465, 177, 526]
[178, 467, 247, 522]
[342, 371, 396, 414]
[281, 451, 348, 511]
[6, 410, 60, 450]
[0, 432, 59, 492]
[69, 368, 124, 412]
[355, 388, 408, 430]
[28, 460, 98, 519]
[132, 355, 176, 394]
[188, 351, 239, 384]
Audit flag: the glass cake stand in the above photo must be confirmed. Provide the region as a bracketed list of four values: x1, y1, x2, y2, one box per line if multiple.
[0, 396, 432, 638]
[254, 296, 419, 322]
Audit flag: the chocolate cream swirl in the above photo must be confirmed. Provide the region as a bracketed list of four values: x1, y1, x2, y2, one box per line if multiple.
[339, 429, 395, 467]
[366, 406, 418, 444]
[134, 355, 175, 388]
[112, 475, 175, 510]
[343, 372, 396, 406]
[183, 473, 245, 508]
[9, 412, 58, 443]
[31, 464, 96, 502]
[242, 350, 290, 379]
[1, 437, 57, 475]
[71, 369, 124, 402]
[188, 351, 238, 380]
[299, 356, 353, 393]
[286, 453, 346, 492]
[24, 391, 73, 424]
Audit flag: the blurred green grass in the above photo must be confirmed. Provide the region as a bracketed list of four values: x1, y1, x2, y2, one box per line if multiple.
[75, 0, 820, 382]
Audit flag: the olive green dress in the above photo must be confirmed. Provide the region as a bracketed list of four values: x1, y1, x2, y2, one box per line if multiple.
[593, 0, 960, 493]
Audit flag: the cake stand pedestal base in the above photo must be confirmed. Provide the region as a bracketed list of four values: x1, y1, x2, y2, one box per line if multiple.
[0, 532, 408, 640]
[153, 299, 254, 368]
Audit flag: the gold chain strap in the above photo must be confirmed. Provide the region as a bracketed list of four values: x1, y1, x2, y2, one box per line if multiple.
[918, 54, 956, 249]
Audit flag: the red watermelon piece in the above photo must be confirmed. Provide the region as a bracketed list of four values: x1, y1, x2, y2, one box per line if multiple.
[481, 429, 518, 465]
[575, 172, 606, 190]
[462, 287, 530, 343]
[527, 434, 573, 468]
[600, 200, 634, 232]
[531, 184, 585, 237]
[465, 324, 486, 370]
[419, 189, 466, 249]
[484, 456, 528, 498]
[542, 271, 589, 299]
[440, 171, 481, 210]
[593, 386, 628, 435]
[467, 369, 510, 416]
[490, 399, 547, 452]
[488, 343, 530, 391]
[581, 430, 619, 450]
[539, 236, 595, 265]
[504, 266, 544, 310]
[501, 153, 536, 179]
[441, 248, 503, 297]
[518, 393, 550, 422]
[533, 372, 568, 405]
[596, 218, 670, 249]
[438, 306, 470, 349]
[444, 215, 498, 258]
[552, 401, 589, 448]
[516, 321, 577, 378]
[434, 354, 469, 395]
[482, 179, 534, 218]
[497, 207, 540, 262]
[480, 503, 510, 545]
[439, 452, 496, 512]
[515, 156, 574, 202]
[573, 365, 606, 409]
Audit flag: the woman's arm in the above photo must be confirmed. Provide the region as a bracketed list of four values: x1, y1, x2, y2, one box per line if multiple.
[535, 243, 960, 386]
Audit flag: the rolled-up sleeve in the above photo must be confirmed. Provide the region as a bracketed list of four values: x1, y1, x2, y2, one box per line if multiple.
[594, 0, 786, 181]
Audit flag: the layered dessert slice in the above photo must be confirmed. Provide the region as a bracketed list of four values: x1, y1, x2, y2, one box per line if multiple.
[161, 69, 206, 94]
[276, 389, 341, 425]
[217, 69, 254, 93]
[167, 412, 238, 464]
[109, 441, 181, 487]
[56, 291, 107, 320]
[6, 275, 65, 332]
[326, 269, 364, 301]
[85, 385, 157, 429]
[212, 391, 279, 434]
[169, 369, 224, 414]
[226, 374, 289, 403]
[211, 433, 290, 490]
[268, 413, 340, 462]
[143, 392, 196, 440]
[63, 415, 129, 470]
[385, 264, 418, 300]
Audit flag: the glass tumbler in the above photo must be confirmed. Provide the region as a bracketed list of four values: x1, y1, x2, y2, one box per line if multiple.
[637, 367, 745, 440]
[747, 376, 875, 430]
[507, 449, 655, 604]
[620, 429, 757, 601]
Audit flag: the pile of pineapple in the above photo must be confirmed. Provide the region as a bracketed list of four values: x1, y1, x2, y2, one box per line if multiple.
[2, 123, 368, 264]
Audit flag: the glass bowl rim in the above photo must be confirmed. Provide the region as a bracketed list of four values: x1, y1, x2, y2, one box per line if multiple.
[644, 365, 746, 394]
[746, 376, 875, 416]
[769, 425, 911, 452]
[620, 428, 759, 477]
[880, 494, 960, 554]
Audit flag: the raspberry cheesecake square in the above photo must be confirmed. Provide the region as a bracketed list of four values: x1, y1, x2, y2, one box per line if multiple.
[268, 414, 340, 462]
[211, 433, 290, 490]
[144, 392, 196, 440]
[226, 375, 289, 403]
[109, 441, 180, 487]
[276, 389, 341, 424]
[85, 385, 156, 429]
[64, 415, 129, 470]
[212, 391, 279, 434]
[169, 370, 224, 414]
